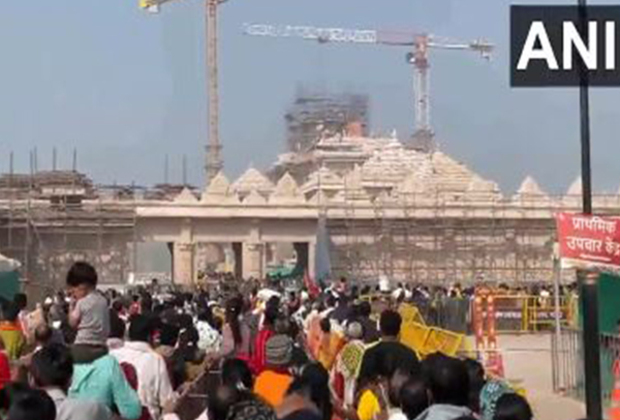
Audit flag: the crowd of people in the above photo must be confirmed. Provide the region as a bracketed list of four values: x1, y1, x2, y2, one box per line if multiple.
[0, 265, 546, 420]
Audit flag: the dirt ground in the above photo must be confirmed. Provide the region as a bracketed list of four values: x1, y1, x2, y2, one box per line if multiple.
[497, 334, 585, 420]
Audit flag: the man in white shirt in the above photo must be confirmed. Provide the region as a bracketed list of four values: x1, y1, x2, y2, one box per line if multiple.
[379, 275, 391, 293]
[30, 344, 112, 420]
[391, 283, 405, 301]
[111, 315, 174, 420]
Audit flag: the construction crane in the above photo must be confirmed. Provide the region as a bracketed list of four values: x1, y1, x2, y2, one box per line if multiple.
[140, 0, 227, 184]
[244, 23, 494, 151]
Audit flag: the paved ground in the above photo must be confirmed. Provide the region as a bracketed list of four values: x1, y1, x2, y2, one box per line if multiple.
[498, 334, 585, 420]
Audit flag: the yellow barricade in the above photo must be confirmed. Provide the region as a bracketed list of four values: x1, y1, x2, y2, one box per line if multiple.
[423, 327, 464, 357]
[397, 304, 529, 399]
[400, 322, 431, 359]
[398, 303, 426, 326]
[400, 321, 465, 359]
[399, 303, 464, 358]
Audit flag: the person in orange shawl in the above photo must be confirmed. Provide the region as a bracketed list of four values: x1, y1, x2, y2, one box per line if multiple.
[254, 334, 295, 407]
[0, 303, 25, 360]
[316, 317, 344, 371]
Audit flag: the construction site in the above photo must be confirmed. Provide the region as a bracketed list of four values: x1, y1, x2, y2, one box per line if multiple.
[0, 168, 136, 297]
[2, 1, 616, 299]
[0, 130, 615, 299]
[2, 2, 618, 298]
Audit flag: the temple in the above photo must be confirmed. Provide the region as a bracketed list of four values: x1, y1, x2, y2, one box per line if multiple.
[0, 135, 615, 298]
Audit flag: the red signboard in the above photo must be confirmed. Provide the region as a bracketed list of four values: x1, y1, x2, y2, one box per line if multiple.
[556, 213, 620, 269]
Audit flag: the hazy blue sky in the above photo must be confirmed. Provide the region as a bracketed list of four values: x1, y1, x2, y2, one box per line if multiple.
[2, 0, 620, 195]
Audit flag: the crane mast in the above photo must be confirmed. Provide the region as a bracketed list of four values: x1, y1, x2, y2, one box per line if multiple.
[411, 34, 431, 142]
[244, 23, 493, 151]
[206, 0, 223, 182]
[140, 0, 226, 184]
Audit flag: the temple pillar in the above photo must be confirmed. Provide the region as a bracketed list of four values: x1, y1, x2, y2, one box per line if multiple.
[173, 218, 194, 285]
[308, 240, 316, 279]
[242, 222, 265, 279]
[173, 242, 195, 285]
[242, 242, 264, 279]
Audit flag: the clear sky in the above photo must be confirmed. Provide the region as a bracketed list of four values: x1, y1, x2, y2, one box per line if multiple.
[2, 0, 620, 195]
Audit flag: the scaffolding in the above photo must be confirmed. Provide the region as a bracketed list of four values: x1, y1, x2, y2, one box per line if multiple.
[326, 188, 565, 285]
[0, 169, 139, 302]
[2, 160, 613, 291]
[285, 88, 370, 153]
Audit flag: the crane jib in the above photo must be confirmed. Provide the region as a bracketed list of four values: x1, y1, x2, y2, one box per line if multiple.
[241, 21, 493, 142]
[244, 24, 379, 44]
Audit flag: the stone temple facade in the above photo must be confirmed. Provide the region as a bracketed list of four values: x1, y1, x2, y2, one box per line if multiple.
[164, 134, 617, 284]
[2, 134, 619, 290]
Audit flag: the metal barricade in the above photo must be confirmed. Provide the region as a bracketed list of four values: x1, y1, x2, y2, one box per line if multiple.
[600, 333, 620, 413]
[399, 295, 570, 334]
[493, 295, 529, 333]
[416, 298, 469, 333]
[551, 327, 584, 400]
[525, 296, 570, 332]
[441, 298, 469, 334]
[490, 295, 570, 333]
[551, 329, 620, 414]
